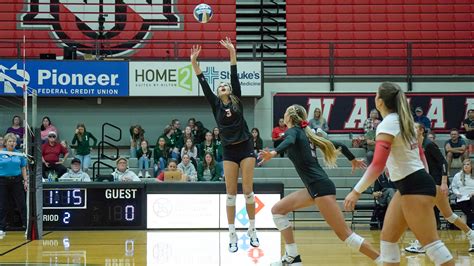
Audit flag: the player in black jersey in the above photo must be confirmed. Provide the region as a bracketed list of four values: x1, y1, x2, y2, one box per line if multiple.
[259, 104, 381, 266]
[190, 38, 259, 253]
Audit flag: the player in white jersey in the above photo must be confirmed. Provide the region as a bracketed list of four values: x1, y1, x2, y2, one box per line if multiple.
[344, 82, 454, 266]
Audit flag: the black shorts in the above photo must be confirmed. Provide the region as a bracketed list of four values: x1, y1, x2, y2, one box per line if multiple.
[222, 138, 255, 164]
[393, 169, 436, 197]
[304, 178, 336, 199]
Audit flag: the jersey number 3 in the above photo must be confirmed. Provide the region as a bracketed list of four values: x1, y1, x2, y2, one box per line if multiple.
[225, 109, 232, 117]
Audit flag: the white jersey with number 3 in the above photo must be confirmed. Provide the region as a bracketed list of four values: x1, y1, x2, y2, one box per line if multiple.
[376, 113, 424, 182]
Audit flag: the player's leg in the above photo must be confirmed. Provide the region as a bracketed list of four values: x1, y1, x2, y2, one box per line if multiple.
[223, 160, 239, 252]
[241, 156, 258, 246]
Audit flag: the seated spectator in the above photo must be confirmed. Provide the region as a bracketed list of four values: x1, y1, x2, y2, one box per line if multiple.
[451, 159, 474, 228]
[59, 158, 91, 182]
[111, 157, 140, 182]
[40, 116, 58, 143]
[183, 126, 195, 144]
[309, 108, 329, 133]
[193, 121, 208, 145]
[251, 128, 263, 155]
[445, 128, 468, 173]
[129, 125, 145, 158]
[156, 159, 183, 182]
[371, 171, 396, 229]
[6, 115, 25, 149]
[413, 106, 431, 132]
[363, 130, 376, 164]
[463, 109, 474, 156]
[137, 140, 152, 178]
[363, 109, 381, 133]
[272, 118, 287, 158]
[161, 125, 179, 160]
[181, 138, 198, 168]
[153, 137, 169, 176]
[42, 131, 68, 180]
[198, 131, 216, 161]
[212, 127, 223, 162]
[198, 153, 222, 181]
[187, 117, 196, 131]
[71, 123, 97, 173]
[427, 131, 436, 142]
[178, 154, 197, 182]
[171, 119, 184, 151]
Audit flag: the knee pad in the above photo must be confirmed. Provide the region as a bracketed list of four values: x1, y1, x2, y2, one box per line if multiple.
[425, 240, 453, 265]
[380, 241, 400, 263]
[446, 213, 459, 224]
[344, 233, 364, 252]
[226, 194, 236, 206]
[272, 214, 291, 231]
[245, 192, 255, 204]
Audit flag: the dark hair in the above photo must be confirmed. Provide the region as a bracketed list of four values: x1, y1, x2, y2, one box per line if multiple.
[378, 82, 415, 146]
[12, 115, 22, 126]
[167, 158, 178, 166]
[163, 125, 174, 136]
[468, 109, 474, 114]
[202, 152, 216, 169]
[450, 128, 459, 133]
[251, 128, 261, 139]
[130, 125, 145, 141]
[171, 119, 180, 126]
[41, 116, 51, 131]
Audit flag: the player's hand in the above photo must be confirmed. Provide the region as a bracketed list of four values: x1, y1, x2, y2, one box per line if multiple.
[257, 148, 276, 166]
[350, 158, 367, 174]
[440, 183, 449, 197]
[190, 45, 201, 62]
[219, 37, 235, 53]
[344, 190, 361, 211]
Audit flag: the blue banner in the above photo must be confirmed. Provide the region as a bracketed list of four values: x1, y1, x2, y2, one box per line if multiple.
[0, 60, 128, 97]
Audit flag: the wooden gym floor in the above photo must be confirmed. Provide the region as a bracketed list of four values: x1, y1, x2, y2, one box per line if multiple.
[0, 229, 473, 265]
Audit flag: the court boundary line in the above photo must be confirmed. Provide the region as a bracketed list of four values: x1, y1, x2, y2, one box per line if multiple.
[0, 231, 53, 256]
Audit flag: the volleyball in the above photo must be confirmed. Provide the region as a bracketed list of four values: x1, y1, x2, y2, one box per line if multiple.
[193, 3, 213, 23]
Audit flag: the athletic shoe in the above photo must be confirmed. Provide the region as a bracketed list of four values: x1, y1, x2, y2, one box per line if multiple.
[247, 228, 260, 247]
[228, 232, 238, 253]
[404, 240, 425, 254]
[138, 172, 143, 178]
[270, 253, 303, 266]
[0, 230, 5, 238]
[145, 172, 151, 178]
[467, 231, 474, 252]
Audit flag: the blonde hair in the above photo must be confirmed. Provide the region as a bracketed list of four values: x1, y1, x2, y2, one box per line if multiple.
[218, 83, 240, 108]
[378, 82, 416, 146]
[287, 105, 339, 167]
[3, 133, 17, 144]
[460, 159, 473, 186]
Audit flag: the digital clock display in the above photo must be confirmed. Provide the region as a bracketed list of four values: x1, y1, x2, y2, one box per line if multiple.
[42, 183, 145, 230]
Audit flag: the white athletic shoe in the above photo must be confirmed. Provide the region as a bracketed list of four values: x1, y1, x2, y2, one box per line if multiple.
[138, 171, 143, 178]
[404, 240, 425, 254]
[270, 253, 303, 266]
[228, 232, 238, 253]
[468, 235, 474, 252]
[0, 230, 5, 239]
[145, 172, 151, 178]
[247, 228, 260, 247]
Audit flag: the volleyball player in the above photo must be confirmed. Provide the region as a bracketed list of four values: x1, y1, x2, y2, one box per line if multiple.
[404, 123, 474, 253]
[259, 105, 381, 265]
[190, 38, 259, 252]
[344, 82, 454, 266]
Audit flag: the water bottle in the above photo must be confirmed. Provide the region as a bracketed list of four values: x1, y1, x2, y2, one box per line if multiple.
[47, 172, 53, 182]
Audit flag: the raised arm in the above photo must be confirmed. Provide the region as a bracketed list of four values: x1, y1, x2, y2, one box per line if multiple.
[191, 45, 218, 106]
[220, 37, 241, 97]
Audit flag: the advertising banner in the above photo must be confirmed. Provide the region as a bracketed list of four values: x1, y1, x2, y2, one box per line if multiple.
[0, 59, 129, 97]
[273, 93, 474, 133]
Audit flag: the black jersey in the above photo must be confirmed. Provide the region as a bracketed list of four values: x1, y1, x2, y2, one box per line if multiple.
[275, 126, 328, 182]
[422, 138, 448, 182]
[197, 65, 250, 147]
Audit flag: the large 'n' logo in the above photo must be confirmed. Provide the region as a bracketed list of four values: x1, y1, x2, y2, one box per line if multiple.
[18, 0, 183, 57]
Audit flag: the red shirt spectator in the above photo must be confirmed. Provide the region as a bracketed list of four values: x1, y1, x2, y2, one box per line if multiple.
[42, 136, 68, 164]
[272, 118, 288, 157]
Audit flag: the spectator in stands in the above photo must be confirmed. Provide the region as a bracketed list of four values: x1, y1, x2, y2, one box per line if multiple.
[363, 109, 381, 133]
[371, 171, 396, 229]
[40, 116, 57, 143]
[137, 140, 152, 178]
[171, 119, 184, 151]
[427, 132, 436, 142]
[187, 118, 196, 131]
[198, 131, 216, 162]
[309, 108, 329, 133]
[156, 158, 183, 182]
[178, 154, 197, 182]
[413, 106, 431, 131]
[194, 121, 208, 145]
[129, 125, 145, 159]
[0, 133, 28, 237]
[42, 131, 68, 179]
[451, 159, 474, 229]
[60, 140, 70, 159]
[153, 137, 168, 177]
[111, 157, 140, 182]
[59, 158, 91, 182]
[181, 138, 198, 168]
[212, 127, 223, 162]
[445, 128, 468, 173]
[272, 118, 287, 158]
[251, 128, 263, 155]
[162, 125, 180, 160]
[72, 123, 97, 173]
[463, 109, 474, 156]
[183, 126, 195, 143]
[6, 115, 24, 148]
[198, 153, 222, 181]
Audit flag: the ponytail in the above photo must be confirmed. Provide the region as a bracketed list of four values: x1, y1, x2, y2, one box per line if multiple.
[304, 126, 339, 167]
[394, 88, 416, 146]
